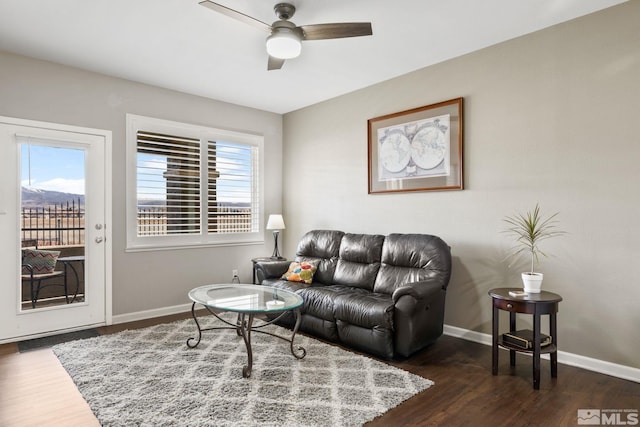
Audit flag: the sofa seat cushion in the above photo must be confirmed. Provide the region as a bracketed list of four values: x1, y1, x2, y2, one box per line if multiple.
[334, 289, 394, 330]
[297, 285, 355, 321]
[271, 279, 310, 294]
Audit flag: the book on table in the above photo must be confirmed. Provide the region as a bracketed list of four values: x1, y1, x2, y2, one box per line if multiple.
[502, 329, 552, 349]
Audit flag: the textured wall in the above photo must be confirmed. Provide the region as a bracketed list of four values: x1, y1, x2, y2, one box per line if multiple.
[282, 2, 640, 368]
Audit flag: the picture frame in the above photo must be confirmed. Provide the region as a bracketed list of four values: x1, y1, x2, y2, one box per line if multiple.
[368, 97, 463, 194]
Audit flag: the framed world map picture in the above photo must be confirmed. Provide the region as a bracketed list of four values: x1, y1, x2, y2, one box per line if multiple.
[368, 97, 463, 194]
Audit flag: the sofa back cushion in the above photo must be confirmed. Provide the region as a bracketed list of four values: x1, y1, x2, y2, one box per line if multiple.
[373, 234, 452, 295]
[295, 230, 344, 285]
[333, 233, 384, 291]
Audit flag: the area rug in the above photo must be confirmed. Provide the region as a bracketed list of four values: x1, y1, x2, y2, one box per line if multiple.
[52, 316, 433, 426]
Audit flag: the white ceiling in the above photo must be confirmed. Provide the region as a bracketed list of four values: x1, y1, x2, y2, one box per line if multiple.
[0, 0, 627, 114]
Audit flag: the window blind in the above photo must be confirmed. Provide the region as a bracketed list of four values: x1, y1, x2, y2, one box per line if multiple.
[135, 130, 260, 238]
[207, 140, 259, 234]
[136, 131, 201, 236]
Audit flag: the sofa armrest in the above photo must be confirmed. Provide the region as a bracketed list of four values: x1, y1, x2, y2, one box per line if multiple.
[255, 260, 291, 283]
[392, 280, 443, 305]
[392, 279, 448, 357]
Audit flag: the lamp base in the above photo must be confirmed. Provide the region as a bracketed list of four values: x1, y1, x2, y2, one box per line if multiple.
[271, 230, 282, 259]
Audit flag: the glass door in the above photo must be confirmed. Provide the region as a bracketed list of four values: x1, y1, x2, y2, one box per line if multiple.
[0, 117, 111, 342]
[20, 143, 86, 310]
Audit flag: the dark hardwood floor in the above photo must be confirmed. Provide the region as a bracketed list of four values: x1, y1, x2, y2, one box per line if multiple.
[1, 312, 638, 426]
[374, 336, 639, 426]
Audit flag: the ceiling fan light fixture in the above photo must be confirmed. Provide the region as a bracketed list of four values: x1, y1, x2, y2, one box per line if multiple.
[200, 1, 373, 70]
[266, 29, 302, 59]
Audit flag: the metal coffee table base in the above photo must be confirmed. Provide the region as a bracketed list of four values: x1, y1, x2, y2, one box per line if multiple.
[187, 303, 307, 378]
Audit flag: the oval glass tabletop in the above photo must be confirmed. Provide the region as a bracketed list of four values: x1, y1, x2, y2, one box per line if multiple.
[188, 284, 302, 313]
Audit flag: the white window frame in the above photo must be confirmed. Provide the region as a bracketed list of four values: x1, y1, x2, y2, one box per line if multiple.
[125, 114, 264, 251]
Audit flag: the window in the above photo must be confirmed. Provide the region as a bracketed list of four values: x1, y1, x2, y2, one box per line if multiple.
[126, 115, 263, 250]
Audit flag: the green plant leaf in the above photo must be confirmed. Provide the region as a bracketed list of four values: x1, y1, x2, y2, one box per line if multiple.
[502, 204, 566, 273]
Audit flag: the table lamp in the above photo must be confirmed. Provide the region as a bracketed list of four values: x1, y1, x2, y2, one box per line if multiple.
[266, 214, 285, 259]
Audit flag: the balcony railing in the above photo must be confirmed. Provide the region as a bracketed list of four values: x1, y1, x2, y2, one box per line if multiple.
[21, 201, 252, 245]
[137, 206, 252, 236]
[21, 199, 85, 247]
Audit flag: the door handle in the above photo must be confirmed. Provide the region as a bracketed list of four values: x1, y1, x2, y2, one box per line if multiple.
[95, 236, 104, 243]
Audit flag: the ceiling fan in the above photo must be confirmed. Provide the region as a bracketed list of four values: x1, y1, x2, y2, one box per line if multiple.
[199, 1, 373, 70]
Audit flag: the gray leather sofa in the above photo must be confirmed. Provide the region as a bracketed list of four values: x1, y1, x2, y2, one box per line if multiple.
[255, 230, 452, 359]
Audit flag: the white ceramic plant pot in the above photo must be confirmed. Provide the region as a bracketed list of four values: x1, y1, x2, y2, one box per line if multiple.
[522, 272, 543, 293]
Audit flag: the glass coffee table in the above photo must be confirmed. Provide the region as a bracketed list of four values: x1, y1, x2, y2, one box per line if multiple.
[187, 284, 306, 378]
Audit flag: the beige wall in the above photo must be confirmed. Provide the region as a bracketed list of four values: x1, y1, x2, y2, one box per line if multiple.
[0, 51, 283, 315]
[282, 1, 640, 368]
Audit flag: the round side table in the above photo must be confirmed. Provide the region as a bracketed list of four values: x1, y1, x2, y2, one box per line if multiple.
[489, 287, 562, 390]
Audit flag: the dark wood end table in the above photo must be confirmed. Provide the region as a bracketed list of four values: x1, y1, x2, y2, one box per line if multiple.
[489, 287, 562, 390]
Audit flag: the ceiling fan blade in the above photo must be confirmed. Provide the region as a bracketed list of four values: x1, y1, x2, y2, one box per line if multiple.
[267, 56, 286, 71]
[199, 0, 271, 33]
[300, 23, 372, 40]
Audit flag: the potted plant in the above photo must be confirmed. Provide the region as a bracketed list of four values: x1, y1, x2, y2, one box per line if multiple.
[503, 204, 565, 293]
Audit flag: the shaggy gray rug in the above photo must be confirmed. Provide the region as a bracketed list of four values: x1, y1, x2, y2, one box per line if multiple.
[53, 316, 433, 426]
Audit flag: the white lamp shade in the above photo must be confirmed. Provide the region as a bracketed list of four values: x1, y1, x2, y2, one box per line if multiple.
[266, 214, 285, 230]
[266, 32, 302, 59]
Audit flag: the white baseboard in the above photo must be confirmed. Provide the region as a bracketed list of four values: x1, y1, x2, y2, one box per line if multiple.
[443, 324, 640, 384]
[112, 303, 193, 325]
